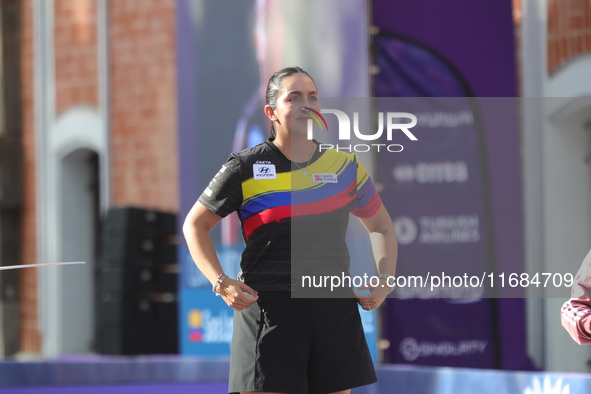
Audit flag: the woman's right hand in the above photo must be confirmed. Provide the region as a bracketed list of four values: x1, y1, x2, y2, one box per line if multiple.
[218, 278, 259, 311]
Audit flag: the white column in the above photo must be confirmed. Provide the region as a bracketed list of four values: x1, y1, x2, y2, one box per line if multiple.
[33, 0, 58, 356]
[521, 0, 547, 369]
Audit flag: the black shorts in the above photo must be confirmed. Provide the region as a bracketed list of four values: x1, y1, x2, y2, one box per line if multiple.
[228, 291, 377, 394]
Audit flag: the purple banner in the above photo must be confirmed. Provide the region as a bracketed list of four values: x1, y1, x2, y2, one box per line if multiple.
[373, 0, 529, 369]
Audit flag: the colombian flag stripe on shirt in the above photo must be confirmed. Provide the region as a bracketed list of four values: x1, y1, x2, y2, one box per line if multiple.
[239, 149, 381, 240]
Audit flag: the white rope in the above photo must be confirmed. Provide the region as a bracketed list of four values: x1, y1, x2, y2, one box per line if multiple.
[0, 261, 86, 271]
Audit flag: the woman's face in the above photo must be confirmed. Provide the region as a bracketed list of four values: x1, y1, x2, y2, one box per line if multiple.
[271, 73, 320, 138]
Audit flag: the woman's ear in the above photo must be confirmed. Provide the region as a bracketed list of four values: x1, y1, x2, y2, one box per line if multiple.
[264, 105, 276, 121]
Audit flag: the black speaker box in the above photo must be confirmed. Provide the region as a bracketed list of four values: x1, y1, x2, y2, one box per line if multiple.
[96, 207, 179, 355]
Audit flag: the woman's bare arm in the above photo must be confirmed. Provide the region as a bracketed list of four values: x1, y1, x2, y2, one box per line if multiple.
[355, 204, 398, 309]
[183, 201, 258, 311]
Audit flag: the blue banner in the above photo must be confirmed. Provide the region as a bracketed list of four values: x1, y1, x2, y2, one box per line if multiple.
[179, 243, 241, 356]
[180, 288, 233, 356]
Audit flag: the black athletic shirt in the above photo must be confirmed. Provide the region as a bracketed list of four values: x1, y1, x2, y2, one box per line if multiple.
[198, 139, 382, 291]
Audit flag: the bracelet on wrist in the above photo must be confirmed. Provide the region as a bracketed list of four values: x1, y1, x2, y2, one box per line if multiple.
[378, 273, 396, 294]
[213, 273, 228, 296]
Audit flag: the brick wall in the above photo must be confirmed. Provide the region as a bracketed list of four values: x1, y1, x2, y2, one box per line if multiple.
[110, 0, 178, 212]
[548, 0, 591, 74]
[20, 0, 39, 354]
[54, 0, 98, 113]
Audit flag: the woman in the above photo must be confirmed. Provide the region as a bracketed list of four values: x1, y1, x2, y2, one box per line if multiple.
[562, 248, 591, 344]
[183, 66, 397, 394]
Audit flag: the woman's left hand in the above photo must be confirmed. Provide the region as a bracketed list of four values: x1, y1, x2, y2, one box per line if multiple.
[353, 281, 390, 311]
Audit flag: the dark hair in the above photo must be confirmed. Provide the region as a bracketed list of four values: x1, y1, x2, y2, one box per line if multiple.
[265, 66, 317, 139]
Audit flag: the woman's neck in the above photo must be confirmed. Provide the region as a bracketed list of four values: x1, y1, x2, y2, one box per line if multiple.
[273, 134, 316, 163]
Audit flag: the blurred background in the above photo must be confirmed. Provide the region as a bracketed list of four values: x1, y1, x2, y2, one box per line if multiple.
[1, 0, 591, 392]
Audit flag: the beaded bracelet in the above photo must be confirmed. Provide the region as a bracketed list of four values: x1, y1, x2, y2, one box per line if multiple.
[212, 273, 228, 296]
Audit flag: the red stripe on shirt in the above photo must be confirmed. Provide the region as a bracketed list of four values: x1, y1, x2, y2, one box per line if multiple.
[242, 180, 357, 240]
